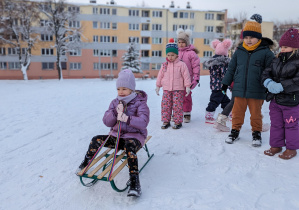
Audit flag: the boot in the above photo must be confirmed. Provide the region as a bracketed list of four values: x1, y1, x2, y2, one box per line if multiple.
[225, 129, 240, 144]
[214, 113, 230, 132]
[252, 131, 262, 147]
[205, 111, 215, 124]
[278, 149, 297, 160]
[172, 123, 182, 129]
[183, 112, 191, 123]
[127, 174, 141, 197]
[264, 147, 282, 156]
[76, 155, 91, 175]
[161, 122, 171, 129]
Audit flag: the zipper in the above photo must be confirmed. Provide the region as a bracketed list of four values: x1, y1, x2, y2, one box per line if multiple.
[244, 52, 252, 97]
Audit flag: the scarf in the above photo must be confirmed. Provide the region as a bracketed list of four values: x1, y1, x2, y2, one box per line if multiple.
[242, 39, 262, 51]
[117, 92, 137, 105]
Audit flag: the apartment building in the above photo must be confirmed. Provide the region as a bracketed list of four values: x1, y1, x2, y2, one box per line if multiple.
[0, 0, 227, 79]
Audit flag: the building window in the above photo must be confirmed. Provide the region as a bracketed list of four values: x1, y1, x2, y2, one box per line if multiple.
[129, 37, 139, 43]
[216, 26, 223, 33]
[0, 48, 6, 55]
[70, 62, 81, 70]
[173, 12, 178, 18]
[203, 51, 213, 57]
[100, 49, 111, 56]
[69, 21, 80, 28]
[190, 38, 194, 44]
[93, 35, 98, 42]
[100, 8, 110, 15]
[100, 36, 110, 43]
[152, 37, 162, 44]
[189, 25, 194, 31]
[68, 6, 80, 13]
[179, 25, 188, 30]
[142, 23, 149, 31]
[142, 37, 150, 44]
[152, 50, 162, 57]
[69, 49, 81, 56]
[142, 10, 150, 17]
[152, 11, 162, 17]
[40, 19, 50, 27]
[173, 24, 178, 31]
[217, 14, 224, 20]
[100, 22, 110, 29]
[112, 23, 117, 29]
[152, 24, 162, 31]
[112, 36, 117, 43]
[180, 12, 188, 18]
[100, 63, 118, 70]
[151, 63, 161, 70]
[93, 49, 99, 56]
[141, 50, 149, 57]
[204, 39, 210, 45]
[141, 63, 149, 70]
[93, 21, 98, 28]
[190, 12, 195, 19]
[0, 62, 7, 69]
[8, 62, 20, 69]
[41, 48, 54, 55]
[93, 62, 100, 70]
[205, 13, 214, 20]
[61, 62, 67, 70]
[112, 50, 117, 57]
[129, 23, 139, 30]
[93, 7, 98, 14]
[41, 34, 53, 41]
[112, 8, 117, 15]
[205, 26, 214, 32]
[129, 9, 139, 16]
[42, 62, 54, 70]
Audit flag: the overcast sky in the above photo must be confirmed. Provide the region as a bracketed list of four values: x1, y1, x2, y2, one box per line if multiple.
[67, 0, 299, 22]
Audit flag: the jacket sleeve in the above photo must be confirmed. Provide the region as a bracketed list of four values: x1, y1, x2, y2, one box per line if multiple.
[190, 51, 200, 81]
[102, 100, 117, 127]
[156, 66, 164, 87]
[281, 66, 299, 93]
[128, 102, 150, 130]
[182, 63, 191, 87]
[222, 52, 237, 86]
[261, 51, 275, 85]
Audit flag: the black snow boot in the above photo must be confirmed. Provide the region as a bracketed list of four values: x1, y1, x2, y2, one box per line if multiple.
[225, 129, 240, 144]
[252, 131, 262, 147]
[127, 174, 141, 197]
[76, 155, 91, 175]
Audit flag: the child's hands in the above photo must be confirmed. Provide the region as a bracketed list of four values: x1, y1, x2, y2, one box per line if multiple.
[190, 80, 198, 90]
[116, 103, 124, 114]
[267, 81, 284, 94]
[117, 113, 128, 122]
[221, 84, 228, 94]
[185, 87, 191, 96]
[155, 86, 160, 96]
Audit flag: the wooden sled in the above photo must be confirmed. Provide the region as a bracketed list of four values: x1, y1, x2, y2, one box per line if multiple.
[78, 136, 154, 192]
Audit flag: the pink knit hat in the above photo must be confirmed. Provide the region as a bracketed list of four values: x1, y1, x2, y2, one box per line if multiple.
[279, 28, 299, 48]
[116, 69, 136, 91]
[210, 39, 233, 56]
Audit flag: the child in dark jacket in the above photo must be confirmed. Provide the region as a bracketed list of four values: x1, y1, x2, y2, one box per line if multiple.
[262, 28, 299, 159]
[77, 69, 150, 196]
[204, 39, 232, 124]
[221, 14, 275, 147]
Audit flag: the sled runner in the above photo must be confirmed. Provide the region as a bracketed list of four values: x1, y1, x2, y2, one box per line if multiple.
[77, 136, 154, 192]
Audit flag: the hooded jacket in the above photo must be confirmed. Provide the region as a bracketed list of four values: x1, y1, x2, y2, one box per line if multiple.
[103, 90, 150, 146]
[222, 38, 275, 99]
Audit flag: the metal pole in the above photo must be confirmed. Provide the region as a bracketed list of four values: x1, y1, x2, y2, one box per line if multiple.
[110, 51, 112, 77]
[98, 53, 101, 78]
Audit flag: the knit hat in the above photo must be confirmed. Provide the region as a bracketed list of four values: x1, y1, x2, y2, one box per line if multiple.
[279, 28, 299, 48]
[116, 69, 136, 91]
[176, 28, 192, 46]
[243, 14, 262, 39]
[166, 38, 178, 55]
[210, 39, 233, 56]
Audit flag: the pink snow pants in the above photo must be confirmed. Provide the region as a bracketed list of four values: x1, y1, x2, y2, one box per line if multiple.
[183, 90, 193, 112]
[161, 90, 184, 124]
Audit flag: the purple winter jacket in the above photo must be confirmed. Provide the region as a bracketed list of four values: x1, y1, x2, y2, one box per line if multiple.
[178, 44, 200, 82]
[102, 90, 150, 146]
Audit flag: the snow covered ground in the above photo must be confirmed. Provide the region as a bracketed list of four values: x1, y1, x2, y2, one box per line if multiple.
[1, 76, 299, 210]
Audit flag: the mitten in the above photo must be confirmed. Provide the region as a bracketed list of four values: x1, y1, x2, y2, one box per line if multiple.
[155, 86, 160, 96]
[267, 81, 283, 94]
[117, 113, 128, 122]
[221, 84, 228, 94]
[190, 80, 198, 90]
[185, 87, 191, 96]
[116, 103, 124, 114]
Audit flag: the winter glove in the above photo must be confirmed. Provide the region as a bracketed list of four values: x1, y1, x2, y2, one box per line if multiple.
[221, 84, 228, 94]
[190, 80, 198, 90]
[155, 86, 160, 96]
[116, 103, 124, 114]
[117, 113, 128, 122]
[267, 81, 284, 94]
[185, 87, 191, 97]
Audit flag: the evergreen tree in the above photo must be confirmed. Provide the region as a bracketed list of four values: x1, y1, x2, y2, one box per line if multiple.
[121, 38, 141, 73]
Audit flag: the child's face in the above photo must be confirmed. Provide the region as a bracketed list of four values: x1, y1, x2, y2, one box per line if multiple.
[178, 40, 187, 48]
[280, 46, 294, 53]
[117, 87, 132, 97]
[243, 36, 259, 47]
[167, 52, 178, 62]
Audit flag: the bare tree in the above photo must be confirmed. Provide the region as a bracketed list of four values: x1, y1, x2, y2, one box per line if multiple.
[39, 0, 81, 80]
[0, 0, 40, 80]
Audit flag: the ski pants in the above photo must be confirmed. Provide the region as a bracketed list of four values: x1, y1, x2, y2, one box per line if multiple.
[183, 90, 193, 112]
[206, 90, 231, 112]
[86, 135, 141, 175]
[161, 90, 184, 124]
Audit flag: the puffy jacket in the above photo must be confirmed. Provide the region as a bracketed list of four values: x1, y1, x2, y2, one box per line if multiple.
[103, 90, 150, 146]
[156, 58, 191, 91]
[222, 38, 275, 99]
[178, 44, 200, 81]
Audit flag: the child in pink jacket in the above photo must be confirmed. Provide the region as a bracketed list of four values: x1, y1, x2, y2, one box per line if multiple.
[156, 38, 191, 129]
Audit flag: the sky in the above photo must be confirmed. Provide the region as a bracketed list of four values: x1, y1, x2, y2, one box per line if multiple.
[67, 0, 299, 22]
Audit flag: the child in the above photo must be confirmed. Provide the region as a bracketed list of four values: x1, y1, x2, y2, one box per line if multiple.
[77, 69, 150, 197]
[221, 14, 275, 146]
[156, 38, 191, 129]
[176, 29, 200, 123]
[262, 28, 299, 159]
[204, 39, 233, 124]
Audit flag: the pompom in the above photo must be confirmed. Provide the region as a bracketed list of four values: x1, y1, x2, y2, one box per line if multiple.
[210, 39, 221, 50]
[176, 28, 184, 35]
[250, 14, 262, 24]
[185, 29, 192, 37]
[222, 39, 233, 50]
[169, 38, 175, 43]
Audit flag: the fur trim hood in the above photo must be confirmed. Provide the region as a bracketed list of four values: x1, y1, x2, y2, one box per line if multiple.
[204, 55, 231, 67]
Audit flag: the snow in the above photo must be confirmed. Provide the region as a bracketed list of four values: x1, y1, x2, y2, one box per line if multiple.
[1, 76, 299, 210]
